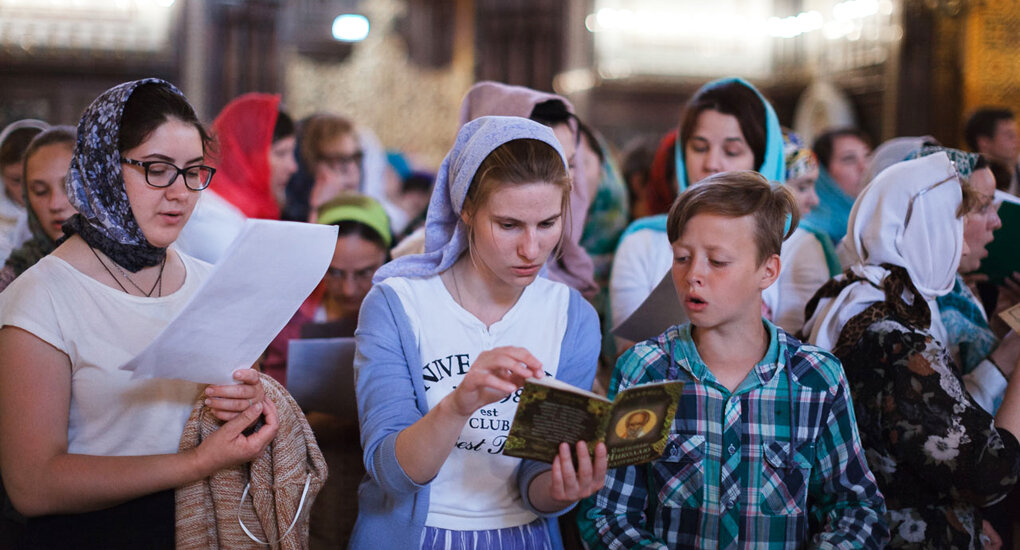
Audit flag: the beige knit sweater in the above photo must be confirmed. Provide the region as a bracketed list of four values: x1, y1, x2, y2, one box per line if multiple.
[176, 374, 328, 549]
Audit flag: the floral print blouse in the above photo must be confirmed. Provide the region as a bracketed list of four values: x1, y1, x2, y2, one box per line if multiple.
[837, 316, 1019, 548]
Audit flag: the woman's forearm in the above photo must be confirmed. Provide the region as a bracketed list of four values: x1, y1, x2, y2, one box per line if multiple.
[4, 449, 209, 517]
[393, 396, 471, 484]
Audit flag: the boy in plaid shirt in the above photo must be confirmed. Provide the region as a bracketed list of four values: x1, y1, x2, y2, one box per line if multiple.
[586, 172, 888, 549]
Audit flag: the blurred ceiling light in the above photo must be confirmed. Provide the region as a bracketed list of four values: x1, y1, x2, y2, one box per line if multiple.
[586, 7, 764, 39]
[586, 2, 879, 40]
[767, 10, 823, 38]
[833, 0, 879, 21]
[553, 68, 596, 95]
[332, 13, 369, 42]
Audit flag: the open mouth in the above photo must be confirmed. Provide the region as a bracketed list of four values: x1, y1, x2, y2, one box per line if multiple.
[685, 295, 708, 310]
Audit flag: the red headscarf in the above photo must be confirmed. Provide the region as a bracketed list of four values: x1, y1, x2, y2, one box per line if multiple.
[210, 93, 281, 219]
[642, 129, 678, 215]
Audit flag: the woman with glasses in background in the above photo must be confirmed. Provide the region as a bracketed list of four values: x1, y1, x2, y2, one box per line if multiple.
[0, 80, 278, 549]
[802, 151, 1020, 549]
[293, 113, 365, 222]
[263, 193, 391, 385]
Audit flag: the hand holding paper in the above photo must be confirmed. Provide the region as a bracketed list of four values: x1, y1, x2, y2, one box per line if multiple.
[120, 219, 338, 385]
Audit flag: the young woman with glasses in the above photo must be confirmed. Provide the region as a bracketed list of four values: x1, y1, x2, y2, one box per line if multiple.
[0, 80, 279, 549]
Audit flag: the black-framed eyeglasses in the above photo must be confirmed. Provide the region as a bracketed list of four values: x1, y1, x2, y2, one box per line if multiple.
[319, 151, 364, 171]
[120, 157, 216, 191]
[904, 161, 960, 229]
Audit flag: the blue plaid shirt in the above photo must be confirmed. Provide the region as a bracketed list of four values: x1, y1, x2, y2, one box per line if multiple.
[588, 321, 888, 549]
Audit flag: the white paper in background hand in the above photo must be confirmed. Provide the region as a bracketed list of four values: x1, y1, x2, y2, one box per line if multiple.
[612, 271, 687, 344]
[119, 219, 339, 385]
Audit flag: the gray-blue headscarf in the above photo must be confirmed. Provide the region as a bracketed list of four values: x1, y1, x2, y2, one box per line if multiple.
[64, 78, 186, 272]
[373, 116, 567, 281]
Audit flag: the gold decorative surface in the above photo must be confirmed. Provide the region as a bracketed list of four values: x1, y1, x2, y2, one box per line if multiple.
[284, 0, 474, 168]
[963, 0, 1020, 119]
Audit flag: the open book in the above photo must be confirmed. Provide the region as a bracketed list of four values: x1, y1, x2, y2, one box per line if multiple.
[503, 377, 684, 468]
[1001, 302, 1020, 335]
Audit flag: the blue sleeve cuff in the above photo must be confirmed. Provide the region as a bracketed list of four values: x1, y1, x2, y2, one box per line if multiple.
[517, 460, 576, 518]
[372, 431, 430, 496]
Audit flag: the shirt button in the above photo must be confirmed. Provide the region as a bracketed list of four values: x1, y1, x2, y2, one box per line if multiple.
[728, 444, 736, 455]
[724, 497, 736, 509]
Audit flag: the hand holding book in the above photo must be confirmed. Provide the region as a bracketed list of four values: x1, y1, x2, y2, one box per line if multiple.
[530, 440, 608, 513]
[504, 377, 684, 468]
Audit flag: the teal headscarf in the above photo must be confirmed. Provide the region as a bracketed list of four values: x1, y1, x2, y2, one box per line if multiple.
[618, 77, 785, 241]
[938, 275, 998, 377]
[673, 77, 785, 192]
[580, 133, 629, 258]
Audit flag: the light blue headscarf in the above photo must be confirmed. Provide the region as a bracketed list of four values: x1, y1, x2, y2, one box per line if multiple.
[799, 166, 855, 246]
[373, 116, 567, 281]
[619, 77, 785, 240]
[673, 77, 785, 192]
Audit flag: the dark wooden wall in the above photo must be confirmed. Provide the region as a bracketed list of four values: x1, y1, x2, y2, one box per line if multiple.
[473, 0, 567, 92]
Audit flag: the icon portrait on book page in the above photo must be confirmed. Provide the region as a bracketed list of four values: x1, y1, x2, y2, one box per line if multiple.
[617, 409, 656, 440]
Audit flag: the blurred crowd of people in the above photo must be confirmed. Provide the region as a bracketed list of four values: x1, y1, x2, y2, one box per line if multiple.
[0, 74, 1018, 550]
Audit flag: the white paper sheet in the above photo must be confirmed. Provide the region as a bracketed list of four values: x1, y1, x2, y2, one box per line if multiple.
[120, 219, 339, 385]
[612, 271, 688, 343]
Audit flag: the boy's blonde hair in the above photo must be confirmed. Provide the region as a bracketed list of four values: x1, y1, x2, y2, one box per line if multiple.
[666, 171, 799, 265]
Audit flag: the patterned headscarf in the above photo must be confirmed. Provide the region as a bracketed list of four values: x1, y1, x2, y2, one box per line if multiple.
[906, 145, 981, 182]
[63, 78, 191, 272]
[373, 116, 567, 282]
[782, 129, 839, 276]
[782, 130, 818, 183]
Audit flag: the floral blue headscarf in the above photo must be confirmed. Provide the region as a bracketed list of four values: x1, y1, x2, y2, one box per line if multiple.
[63, 78, 187, 272]
[373, 116, 567, 282]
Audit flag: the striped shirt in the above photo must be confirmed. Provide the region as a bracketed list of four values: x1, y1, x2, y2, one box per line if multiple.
[588, 321, 888, 549]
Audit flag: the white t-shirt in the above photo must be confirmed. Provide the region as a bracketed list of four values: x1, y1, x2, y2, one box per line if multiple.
[0, 251, 212, 456]
[174, 190, 247, 264]
[383, 274, 570, 531]
[765, 228, 832, 335]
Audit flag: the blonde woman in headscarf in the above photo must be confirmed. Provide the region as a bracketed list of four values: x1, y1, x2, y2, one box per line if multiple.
[802, 151, 1020, 549]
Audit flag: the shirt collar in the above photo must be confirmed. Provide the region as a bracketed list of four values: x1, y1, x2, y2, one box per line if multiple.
[670, 318, 784, 390]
